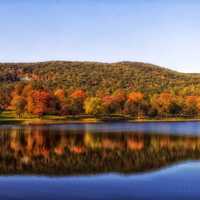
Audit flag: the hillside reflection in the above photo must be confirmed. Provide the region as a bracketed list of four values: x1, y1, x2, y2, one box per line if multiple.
[0, 126, 200, 175]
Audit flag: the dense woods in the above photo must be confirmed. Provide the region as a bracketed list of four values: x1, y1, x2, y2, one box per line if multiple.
[1, 61, 200, 118]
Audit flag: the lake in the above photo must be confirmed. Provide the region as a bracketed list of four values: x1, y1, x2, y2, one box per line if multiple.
[1, 122, 200, 199]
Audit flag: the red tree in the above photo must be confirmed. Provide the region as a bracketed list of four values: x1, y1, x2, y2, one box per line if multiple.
[29, 90, 53, 116]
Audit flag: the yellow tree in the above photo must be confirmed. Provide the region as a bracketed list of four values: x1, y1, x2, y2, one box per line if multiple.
[84, 97, 103, 115]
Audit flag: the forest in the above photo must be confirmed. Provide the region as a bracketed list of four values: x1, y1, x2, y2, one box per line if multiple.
[1, 61, 200, 119]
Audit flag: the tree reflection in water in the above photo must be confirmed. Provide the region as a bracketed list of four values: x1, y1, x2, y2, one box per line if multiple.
[0, 126, 200, 176]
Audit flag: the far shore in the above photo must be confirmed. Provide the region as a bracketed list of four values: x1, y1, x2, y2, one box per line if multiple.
[1, 111, 200, 125]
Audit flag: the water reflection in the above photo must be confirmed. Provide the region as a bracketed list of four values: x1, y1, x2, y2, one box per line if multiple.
[0, 125, 200, 175]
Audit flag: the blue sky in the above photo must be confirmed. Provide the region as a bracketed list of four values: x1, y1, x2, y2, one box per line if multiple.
[0, 0, 200, 72]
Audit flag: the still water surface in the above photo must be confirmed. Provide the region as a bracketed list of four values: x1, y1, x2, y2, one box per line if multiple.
[1, 122, 200, 200]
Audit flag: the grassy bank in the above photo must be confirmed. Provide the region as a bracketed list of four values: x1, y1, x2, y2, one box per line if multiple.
[0, 111, 128, 125]
[0, 111, 200, 125]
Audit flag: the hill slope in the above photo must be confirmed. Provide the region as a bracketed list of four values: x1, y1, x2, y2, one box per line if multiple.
[1, 61, 200, 95]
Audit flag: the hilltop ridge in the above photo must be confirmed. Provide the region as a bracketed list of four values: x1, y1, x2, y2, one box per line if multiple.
[0, 61, 200, 95]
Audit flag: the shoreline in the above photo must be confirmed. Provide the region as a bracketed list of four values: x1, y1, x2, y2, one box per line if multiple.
[1, 116, 200, 125]
[1, 111, 200, 125]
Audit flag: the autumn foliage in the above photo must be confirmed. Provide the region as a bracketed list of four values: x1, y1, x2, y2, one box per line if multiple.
[2, 82, 200, 119]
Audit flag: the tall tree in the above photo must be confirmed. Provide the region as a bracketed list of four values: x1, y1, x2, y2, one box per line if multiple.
[183, 96, 200, 116]
[69, 89, 86, 114]
[151, 92, 182, 117]
[124, 91, 144, 117]
[27, 90, 53, 116]
[15, 97, 27, 118]
[84, 97, 103, 115]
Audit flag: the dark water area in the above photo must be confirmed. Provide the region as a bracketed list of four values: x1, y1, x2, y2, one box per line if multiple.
[1, 122, 200, 199]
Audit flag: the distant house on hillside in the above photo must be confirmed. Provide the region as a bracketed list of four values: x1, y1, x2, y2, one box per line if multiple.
[20, 76, 32, 81]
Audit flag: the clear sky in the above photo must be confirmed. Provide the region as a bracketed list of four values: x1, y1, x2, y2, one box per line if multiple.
[0, 0, 200, 72]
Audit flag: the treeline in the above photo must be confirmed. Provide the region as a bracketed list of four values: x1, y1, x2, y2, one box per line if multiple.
[1, 82, 200, 118]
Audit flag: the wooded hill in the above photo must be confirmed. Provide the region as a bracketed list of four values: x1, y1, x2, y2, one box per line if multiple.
[1, 61, 200, 95]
